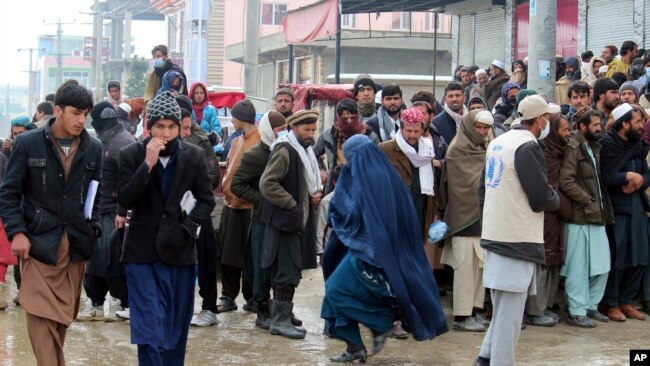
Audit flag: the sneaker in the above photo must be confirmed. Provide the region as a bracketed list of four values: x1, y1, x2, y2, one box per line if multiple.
[190, 310, 219, 327]
[452, 317, 487, 332]
[105, 297, 124, 322]
[475, 313, 491, 327]
[586, 310, 609, 323]
[77, 301, 105, 321]
[567, 314, 596, 328]
[524, 313, 557, 327]
[116, 308, 130, 320]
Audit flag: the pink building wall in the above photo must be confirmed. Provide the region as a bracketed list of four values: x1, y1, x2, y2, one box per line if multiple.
[222, 0, 452, 88]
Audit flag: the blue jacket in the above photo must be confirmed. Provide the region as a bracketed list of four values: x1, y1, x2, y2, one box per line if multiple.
[199, 104, 221, 137]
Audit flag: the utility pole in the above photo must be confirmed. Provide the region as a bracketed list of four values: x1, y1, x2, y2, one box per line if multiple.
[18, 48, 45, 117]
[244, 0, 260, 97]
[44, 19, 76, 88]
[526, 0, 557, 100]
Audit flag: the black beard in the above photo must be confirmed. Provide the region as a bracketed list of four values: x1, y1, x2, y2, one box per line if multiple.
[280, 110, 292, 118]
[584, 130, 600, 142]
[626, 128, 641, 143]
[296, 136, 314, 148]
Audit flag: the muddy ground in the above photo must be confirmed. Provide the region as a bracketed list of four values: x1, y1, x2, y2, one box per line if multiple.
[0, 265, 648, 365]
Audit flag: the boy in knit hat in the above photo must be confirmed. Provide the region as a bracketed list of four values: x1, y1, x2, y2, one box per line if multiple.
[217, 99, 260, 316]
[117, 91, 216, 364]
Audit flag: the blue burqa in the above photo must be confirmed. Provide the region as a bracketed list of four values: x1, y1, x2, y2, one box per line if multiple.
[321, 135, 448, 341]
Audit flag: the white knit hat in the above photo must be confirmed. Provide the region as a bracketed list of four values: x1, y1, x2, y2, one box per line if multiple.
[491, 60, 505, 70]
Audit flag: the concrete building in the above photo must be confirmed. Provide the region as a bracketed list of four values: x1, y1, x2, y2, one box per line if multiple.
[36, 35, 93, 102]
[225, 1, 454, 100]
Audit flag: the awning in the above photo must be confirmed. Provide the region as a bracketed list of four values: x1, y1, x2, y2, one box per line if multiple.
[283, 0, 338, 44]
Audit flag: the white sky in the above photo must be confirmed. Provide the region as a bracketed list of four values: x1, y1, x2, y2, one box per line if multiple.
[0, 0, 167, 87]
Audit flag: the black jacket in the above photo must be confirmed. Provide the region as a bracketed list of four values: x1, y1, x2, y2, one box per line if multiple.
[433, 111, 458, 147]
[95, 122, 135, 215]
[0, 119, 103, 265]
[230, 141, 270, 223]
[117, 139, 216, 265]
[185, 122, 220, 190]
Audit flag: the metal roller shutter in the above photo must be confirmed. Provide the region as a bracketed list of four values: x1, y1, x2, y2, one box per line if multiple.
[474, 8, 506, 68]
[458, 15, 473, 67]
[586, 0, 634, 52]
[645, 1, 650, 49]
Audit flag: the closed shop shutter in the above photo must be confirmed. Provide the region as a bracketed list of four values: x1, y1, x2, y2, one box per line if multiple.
[645, 1, 650, 49]
[474, 8, 506, 68]
[586, 0, 634, 52]
[458, 15, 473, 67]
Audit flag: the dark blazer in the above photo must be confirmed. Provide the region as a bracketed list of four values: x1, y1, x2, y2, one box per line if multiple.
[432, 111, 458, 147]
[230, 141, 270, 223]
[0, 119, 103, 264]
[118, 139, 216, 265]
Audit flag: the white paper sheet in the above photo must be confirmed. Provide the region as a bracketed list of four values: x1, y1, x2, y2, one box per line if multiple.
[84, 180, 99, 220]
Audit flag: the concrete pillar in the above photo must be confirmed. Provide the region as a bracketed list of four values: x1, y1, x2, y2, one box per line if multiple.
[633, 0, 644, 47]
[244, 0, 260, 97]
[123, 11, 131, 88]
[504, 0, 515, 70]
[577, 0, 587, 54]
[451, 15, 460, 77]
[527, 0, 557, 100]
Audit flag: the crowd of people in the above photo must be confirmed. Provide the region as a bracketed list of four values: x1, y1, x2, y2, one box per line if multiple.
[0, 39, 650, 366]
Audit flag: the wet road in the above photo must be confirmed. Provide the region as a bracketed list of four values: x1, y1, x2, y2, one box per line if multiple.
[0, 266, 648, 365]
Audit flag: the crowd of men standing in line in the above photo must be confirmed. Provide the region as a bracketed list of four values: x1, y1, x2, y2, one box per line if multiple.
[1, 39, 650, 366]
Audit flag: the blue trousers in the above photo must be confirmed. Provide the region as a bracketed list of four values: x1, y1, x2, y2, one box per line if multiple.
[127, 262, 197, 366]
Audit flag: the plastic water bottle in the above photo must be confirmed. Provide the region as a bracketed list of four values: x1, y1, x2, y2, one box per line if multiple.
[427, 220, 450, 244]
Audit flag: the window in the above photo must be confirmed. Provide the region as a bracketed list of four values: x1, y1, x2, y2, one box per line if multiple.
[341, 14, 356, 28]
[168, 16, 178, 51]
[261, 3, 287, 25]
[191, 19, 208, 39]
[424, 13, 447, 32]
[392, 12, 411, 30]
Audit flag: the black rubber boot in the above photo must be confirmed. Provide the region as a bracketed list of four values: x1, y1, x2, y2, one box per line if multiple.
[255, 301, 271, 330]
[269, 300, 306, 339]
[291, 313, 303, 327]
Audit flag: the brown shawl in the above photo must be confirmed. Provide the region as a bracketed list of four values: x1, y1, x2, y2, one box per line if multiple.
[441, 110, 491, 234]
[539, 114, 570, 266]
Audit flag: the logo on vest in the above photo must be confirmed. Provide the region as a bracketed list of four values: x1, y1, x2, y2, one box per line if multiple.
[485, 150, 504, 189]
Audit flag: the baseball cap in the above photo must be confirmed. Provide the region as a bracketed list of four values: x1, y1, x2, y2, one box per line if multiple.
[518, 95, 561, 120]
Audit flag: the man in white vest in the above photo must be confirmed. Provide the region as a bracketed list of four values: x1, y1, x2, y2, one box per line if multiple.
[473, 95, 560, 366]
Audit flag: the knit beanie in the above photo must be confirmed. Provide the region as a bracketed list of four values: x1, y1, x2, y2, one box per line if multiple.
[354, 77, 377, 97]
[231, 99, 256, 123]
[267, 111, 287, 129]
[90, 101, 119, 132]
[146, 91, 181, 129]
[619, 81, 640, 100]
[287, 110, 319, 127]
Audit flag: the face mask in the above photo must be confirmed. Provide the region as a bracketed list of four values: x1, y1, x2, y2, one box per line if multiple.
[506, 98, 517, 108]
[276, 130, 288, 138]
[153, 58, 164, 68]
[539, 118, 550, 139]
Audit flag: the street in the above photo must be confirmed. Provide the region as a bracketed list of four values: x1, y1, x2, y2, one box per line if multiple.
[0, 265, 646, 365]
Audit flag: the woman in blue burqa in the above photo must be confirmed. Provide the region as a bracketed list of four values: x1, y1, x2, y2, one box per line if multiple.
[321, 134, 448, 363]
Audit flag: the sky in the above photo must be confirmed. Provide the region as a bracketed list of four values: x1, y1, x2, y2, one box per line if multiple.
[0, 0, 167, 87]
